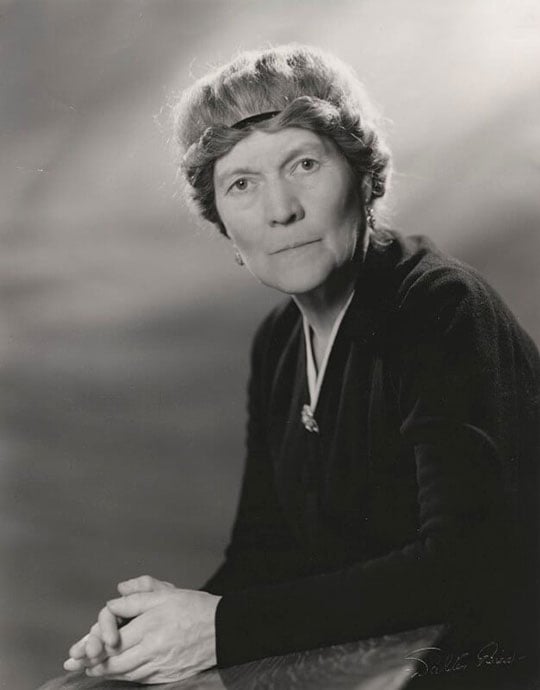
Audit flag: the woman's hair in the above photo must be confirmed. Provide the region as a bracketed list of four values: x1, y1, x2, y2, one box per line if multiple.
[173, 44, 392, 237]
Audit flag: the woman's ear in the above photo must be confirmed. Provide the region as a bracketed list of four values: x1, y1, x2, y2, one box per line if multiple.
[361, 175, 373, 204]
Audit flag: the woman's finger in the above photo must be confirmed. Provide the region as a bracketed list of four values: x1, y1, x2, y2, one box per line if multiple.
[85, 633, 106, 661]
[68, 633, 90, 659]
[85, 661, 156, 684]
[69, 600, 147, 672]
[117, 575, 155, 594]
[65, 624, 122, 673]
[107, 591, 165, 619]
[117, 575, 174, 595]
[108, 613, 146, 653]
[85, 642, 149, 678]
[63, 657, 86, 672]
[98, 605, 120, 648]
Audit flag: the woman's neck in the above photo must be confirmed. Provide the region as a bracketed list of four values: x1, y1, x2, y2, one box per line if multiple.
[293, 263, 356, 344]
[293, 231, 369, 344]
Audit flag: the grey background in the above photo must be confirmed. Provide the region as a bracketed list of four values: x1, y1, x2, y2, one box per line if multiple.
[1, 1, 539, 687]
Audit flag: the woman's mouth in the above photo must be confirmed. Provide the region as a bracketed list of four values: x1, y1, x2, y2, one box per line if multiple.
[270, 239, 321, 255]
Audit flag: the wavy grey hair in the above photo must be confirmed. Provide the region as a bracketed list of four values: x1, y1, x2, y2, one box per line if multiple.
[173, 44, 392, 237]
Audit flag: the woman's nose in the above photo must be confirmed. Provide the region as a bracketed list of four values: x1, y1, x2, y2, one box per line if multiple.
[265, 180, 304, 227]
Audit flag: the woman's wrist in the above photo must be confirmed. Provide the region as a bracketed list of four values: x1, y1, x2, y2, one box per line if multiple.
[204, 594, 222, 668]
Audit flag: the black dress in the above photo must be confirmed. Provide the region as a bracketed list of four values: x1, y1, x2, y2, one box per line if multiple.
[202, 231, 540, 669]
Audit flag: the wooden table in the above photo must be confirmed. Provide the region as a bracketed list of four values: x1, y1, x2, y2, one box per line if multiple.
[38, 624, 537, 690]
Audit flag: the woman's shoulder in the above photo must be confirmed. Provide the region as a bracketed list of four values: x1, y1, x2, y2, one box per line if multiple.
[375, 231, 539, 362]
[380, 231, 491, 298]
[381, 230, 515, 324]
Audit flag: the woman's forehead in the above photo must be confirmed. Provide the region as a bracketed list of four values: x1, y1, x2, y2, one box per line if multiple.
[214, 127, 332, 177]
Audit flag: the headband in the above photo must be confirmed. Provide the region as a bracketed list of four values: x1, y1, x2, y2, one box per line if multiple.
[231, 110, 281, 130]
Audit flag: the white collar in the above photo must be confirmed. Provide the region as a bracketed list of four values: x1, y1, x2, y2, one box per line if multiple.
[302, 289, 355, 413]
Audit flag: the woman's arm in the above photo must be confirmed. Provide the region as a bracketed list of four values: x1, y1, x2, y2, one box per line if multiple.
[202, 306, 304, 595]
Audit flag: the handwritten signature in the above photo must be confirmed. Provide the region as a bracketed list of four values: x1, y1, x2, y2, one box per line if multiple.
[404, 641, 527, 678]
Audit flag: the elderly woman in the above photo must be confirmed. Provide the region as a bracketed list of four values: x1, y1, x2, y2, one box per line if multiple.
[64, 45, 540, 683]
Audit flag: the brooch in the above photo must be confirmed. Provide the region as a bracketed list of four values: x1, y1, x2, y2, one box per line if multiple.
[301, 404, 319, 433]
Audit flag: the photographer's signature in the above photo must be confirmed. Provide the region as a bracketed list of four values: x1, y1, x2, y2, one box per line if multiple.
[405, 641, 527, 678]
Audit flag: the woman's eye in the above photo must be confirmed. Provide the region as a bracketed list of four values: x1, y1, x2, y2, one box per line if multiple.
[296, 158, 318, 173]
[230, 178, 250, 193]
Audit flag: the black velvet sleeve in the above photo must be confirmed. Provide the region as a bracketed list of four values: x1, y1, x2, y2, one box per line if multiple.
[210, 265, 540, 668]
[201, 309, 304, 595]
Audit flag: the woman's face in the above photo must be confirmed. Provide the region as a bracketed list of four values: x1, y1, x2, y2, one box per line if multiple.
[213, 127, 363, 296]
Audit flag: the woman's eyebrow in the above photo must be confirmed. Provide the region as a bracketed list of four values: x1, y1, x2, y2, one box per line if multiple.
[279, 143, 326, 168]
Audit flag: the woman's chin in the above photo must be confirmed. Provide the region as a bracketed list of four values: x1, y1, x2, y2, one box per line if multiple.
[256, 258, 349, 297]
[261, 272, 330, 297]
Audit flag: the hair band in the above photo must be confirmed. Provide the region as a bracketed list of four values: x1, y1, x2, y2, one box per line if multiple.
[231, 111, 281, 130]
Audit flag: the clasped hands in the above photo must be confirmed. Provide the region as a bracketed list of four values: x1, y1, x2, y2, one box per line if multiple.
[64, 575, 222, 684]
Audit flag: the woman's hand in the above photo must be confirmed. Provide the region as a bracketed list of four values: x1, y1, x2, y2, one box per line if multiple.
[83, 589, 221, 683]
[64, 581, 221, 684]
[64, 575, 176, 672]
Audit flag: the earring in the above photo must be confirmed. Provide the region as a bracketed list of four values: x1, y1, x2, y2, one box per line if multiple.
[366, 205, 375, 230]
[234, 250, 244, 267]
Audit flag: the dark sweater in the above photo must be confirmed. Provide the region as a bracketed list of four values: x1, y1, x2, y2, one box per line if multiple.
[202, 231, 540, 668]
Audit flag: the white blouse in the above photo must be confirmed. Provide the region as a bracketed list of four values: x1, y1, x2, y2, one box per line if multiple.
[301, 290, 355, 433]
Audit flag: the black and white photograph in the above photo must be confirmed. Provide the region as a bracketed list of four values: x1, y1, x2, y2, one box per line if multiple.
[1, 2, 539, 689]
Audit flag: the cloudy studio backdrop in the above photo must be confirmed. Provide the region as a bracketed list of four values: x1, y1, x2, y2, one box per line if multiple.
[1, 1, 539, 687]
